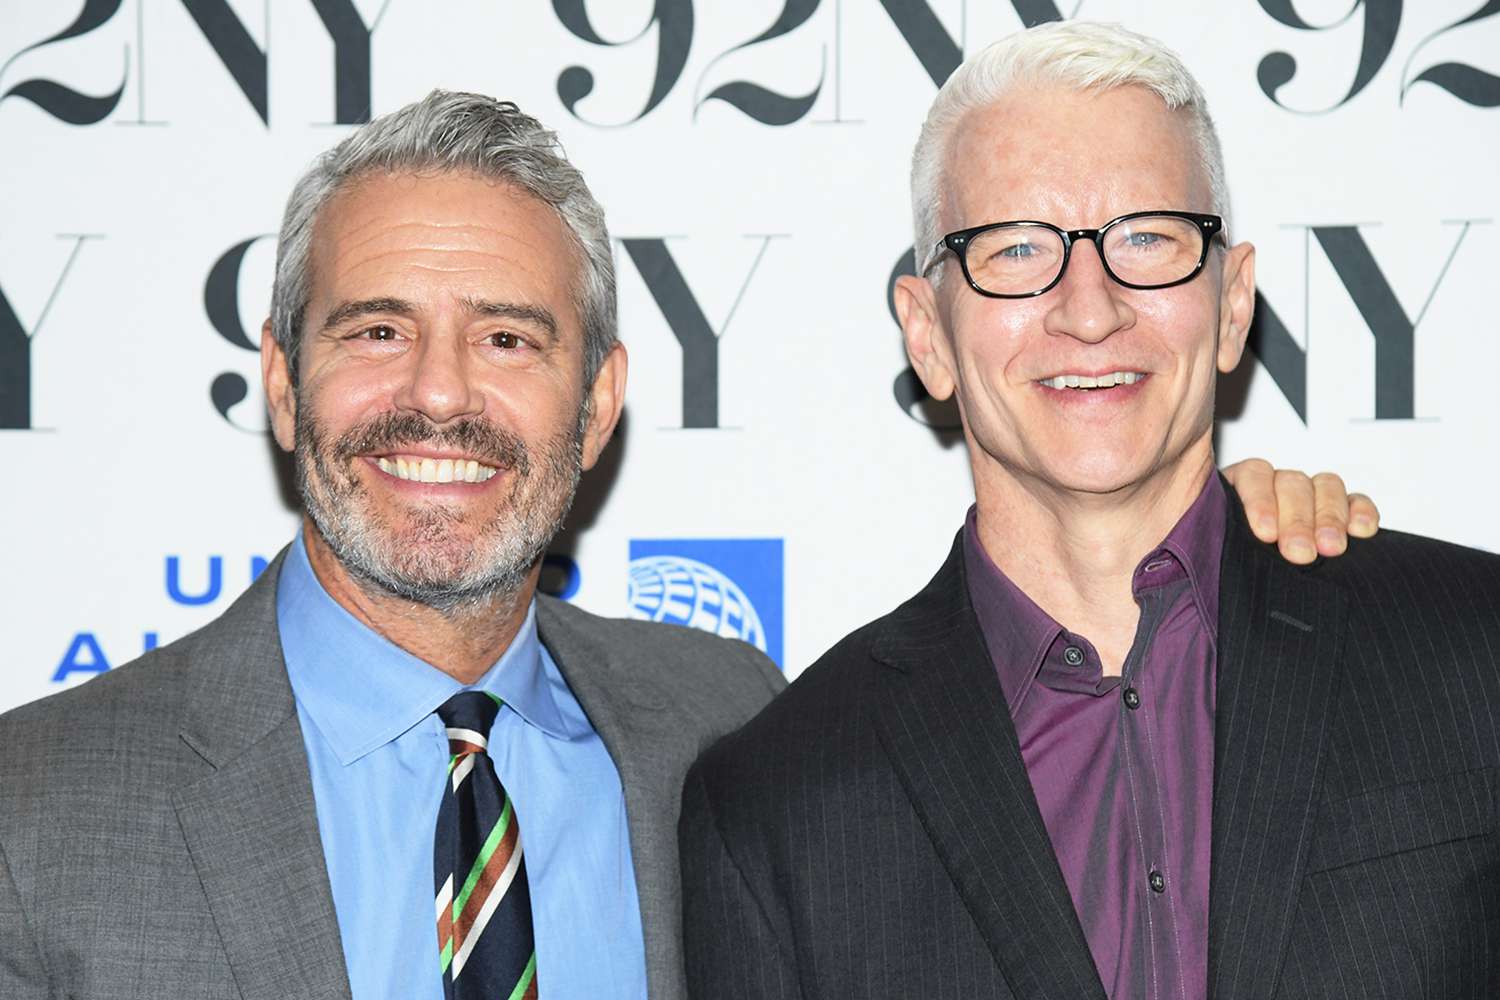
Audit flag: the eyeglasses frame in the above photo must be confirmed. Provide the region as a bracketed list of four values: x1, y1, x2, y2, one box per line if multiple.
[926, 210, 1225, 299]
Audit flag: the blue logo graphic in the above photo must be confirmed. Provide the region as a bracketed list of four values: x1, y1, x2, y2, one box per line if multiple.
[628, 539, 784, 668]
[53, 553, 273, 683]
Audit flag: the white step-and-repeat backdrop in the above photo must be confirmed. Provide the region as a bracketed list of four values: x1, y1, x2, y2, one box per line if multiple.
[2, 0, 1496, 712]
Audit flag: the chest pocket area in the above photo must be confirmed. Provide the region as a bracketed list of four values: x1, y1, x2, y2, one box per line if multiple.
[1306, 766, 1495, 875]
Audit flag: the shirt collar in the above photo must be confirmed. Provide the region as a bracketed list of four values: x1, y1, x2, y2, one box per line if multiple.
[1144, 472, 1226, 635]
[276, 531, 573, 765]
[962, 511, 1064, 714]
[961, 472, 1226, 714]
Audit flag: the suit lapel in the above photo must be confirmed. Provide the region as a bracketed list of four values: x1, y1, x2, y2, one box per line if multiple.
[535, 598, 685, 999]
[869, 536, 1106, 1000]
[1209, 494, 1345, 1000]
[173, 554, 353, 1000]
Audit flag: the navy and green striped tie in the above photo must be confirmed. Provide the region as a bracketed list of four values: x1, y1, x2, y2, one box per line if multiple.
[433, 691, 538, 1000]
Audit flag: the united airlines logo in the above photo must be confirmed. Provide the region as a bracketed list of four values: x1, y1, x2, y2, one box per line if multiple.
[627, 539, 784, 668]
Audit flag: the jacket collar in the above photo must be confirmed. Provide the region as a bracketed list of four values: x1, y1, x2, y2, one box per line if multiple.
[173, 549, 354, 1000]
[535, 595, 685, 1000]
[865, 478, 1346, 1000]
[869, 534, 1108, 1000]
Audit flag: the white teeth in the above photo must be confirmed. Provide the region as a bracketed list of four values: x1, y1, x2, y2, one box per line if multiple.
[1041, 371, 1144, 390]
[375, 455, 499, 483]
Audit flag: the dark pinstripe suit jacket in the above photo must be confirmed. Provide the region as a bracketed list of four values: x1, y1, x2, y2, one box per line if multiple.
[680, 493, 1500, 999]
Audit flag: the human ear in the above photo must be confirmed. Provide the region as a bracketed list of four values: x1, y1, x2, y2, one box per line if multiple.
[261, 321, 297, 452]
[894, 275, 957, 401]
[580, 342, 627, 471]
[1216, 242, 1256, 374]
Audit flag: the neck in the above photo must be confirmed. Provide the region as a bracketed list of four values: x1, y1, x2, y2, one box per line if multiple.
[972, 441, 1215, 673]
[300, 519, 536, 685]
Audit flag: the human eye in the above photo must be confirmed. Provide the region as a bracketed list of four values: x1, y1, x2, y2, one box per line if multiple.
[484, 330, 527, 350]
[349, 324, 401, 342]
[1112, 221, 1186, 255]
[984, 236, 1050, 266]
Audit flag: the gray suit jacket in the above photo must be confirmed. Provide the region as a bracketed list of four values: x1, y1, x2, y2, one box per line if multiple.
[0, 552, 783, 1000]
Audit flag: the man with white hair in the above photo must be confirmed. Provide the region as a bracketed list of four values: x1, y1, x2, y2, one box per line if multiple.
[680, 21, 1500, 1000]
[0, 75, 1378, 1000]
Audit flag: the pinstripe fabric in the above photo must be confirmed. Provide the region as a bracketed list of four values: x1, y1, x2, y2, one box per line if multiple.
[1211, 504, 1500, 999]
[681, 488, 1500, 1000]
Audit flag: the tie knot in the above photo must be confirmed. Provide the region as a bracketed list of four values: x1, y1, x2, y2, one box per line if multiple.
[437, 691, 501, 756]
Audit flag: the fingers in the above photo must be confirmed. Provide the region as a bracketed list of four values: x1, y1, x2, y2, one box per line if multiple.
[1311, 473, 1350, 557]
[1222, 458, 1278, 543]
[1347, 492, 1380, 538]
[1224, 460, 1380, 563]
[1272, 470, 1319, 564]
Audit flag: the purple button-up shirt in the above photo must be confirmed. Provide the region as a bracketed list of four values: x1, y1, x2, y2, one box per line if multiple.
[964, 475, 1225, 1000]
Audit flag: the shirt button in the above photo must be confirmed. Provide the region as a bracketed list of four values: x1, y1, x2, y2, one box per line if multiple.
[1149, 870, 1166, 893]
[1123, 687, 1142, 710]
[1063, 645, 1085, 667]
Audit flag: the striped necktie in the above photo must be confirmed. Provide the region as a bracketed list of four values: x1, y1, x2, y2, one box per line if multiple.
[433, 691, 538, 1000]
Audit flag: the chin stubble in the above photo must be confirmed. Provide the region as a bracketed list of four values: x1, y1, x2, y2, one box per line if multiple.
[294, 405, 584, 616]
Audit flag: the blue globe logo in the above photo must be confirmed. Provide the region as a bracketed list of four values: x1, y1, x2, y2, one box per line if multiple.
[627, 555, 768, 653]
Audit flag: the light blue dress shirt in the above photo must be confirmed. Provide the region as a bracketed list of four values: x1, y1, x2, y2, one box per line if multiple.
[276, 534, 647, 999]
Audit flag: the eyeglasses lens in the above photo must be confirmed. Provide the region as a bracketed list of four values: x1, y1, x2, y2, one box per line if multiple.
[963, 215, 1206, 295]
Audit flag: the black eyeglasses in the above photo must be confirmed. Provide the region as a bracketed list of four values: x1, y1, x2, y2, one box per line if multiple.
[924, 211, 1224, 298]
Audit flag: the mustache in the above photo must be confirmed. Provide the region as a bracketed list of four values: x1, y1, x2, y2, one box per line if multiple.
[330, 412, 532, 476]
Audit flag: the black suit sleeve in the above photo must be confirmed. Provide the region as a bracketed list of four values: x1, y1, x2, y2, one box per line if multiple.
[680, 760, 805, 1000]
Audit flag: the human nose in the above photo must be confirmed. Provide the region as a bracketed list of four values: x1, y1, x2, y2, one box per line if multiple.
[392, 330, 484, 423]
[1041, 238, 1135, 344]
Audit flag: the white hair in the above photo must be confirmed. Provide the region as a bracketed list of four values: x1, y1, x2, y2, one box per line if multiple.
[911, 21, 1230, 277]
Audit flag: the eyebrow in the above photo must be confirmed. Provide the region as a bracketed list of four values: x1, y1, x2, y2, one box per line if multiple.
[462, 297, 559, 339]
[318, 296, 560, 340]
[320, 297, 416, 333]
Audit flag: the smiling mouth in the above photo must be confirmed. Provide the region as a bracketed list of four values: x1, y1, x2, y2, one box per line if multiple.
[373, 455, 499, 483]
[1037, 371, 1146, 390]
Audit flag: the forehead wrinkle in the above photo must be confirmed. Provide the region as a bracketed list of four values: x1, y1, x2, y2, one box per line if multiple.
[316, 231, 564, 315]
[307, 171, 585, 342]
[325, 219, 551, 271]
[336, 246, 547, 279]
[315, 175, 569, 272]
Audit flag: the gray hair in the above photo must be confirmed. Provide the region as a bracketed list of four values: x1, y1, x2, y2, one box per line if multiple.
[270, 89, 616, 382]
[912, 21, 1230, 277]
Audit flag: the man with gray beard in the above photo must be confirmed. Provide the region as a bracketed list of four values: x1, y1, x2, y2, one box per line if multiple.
[0, 89, 1369, 1000]
[0, 91, 783, 1000]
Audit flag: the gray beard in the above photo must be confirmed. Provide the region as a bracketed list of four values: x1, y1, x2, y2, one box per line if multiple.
[294, 404, 583, 616]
